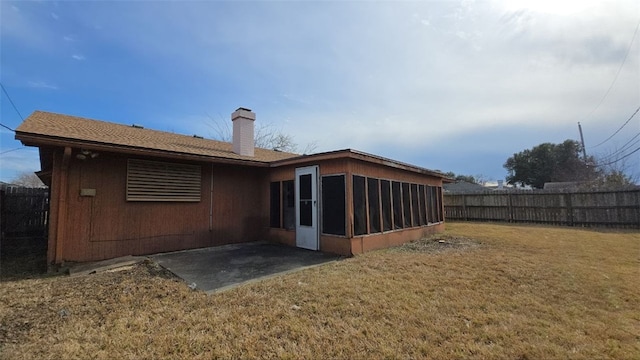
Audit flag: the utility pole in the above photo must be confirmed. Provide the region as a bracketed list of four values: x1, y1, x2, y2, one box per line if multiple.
[578, 122, 588, 160]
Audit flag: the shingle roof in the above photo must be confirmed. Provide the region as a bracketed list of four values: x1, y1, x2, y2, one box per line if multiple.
[15, 111, 297, 163]
[443, 181, 487, 193]
[542, 182, 583, 190]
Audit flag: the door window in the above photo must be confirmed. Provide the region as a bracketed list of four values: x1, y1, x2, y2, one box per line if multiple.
[299, 174, 312, 226]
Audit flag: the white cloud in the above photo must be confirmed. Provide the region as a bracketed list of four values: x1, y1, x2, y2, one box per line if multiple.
[0, 148, 41, 183]
[499, 0, 602, 16]
[0, 1, 56, 50]
[2, 0, 637, 179]
[27, 81, 59, 90]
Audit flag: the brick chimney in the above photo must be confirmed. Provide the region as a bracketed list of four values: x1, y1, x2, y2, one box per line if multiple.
[231, 107, 255, 157]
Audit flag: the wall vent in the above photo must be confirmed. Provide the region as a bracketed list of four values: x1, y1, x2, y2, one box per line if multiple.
[126, 159, 201, 202]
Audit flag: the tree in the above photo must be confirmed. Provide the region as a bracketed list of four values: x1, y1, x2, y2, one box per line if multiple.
[442, 172, 489, 185]
[594, 145, 639, 187]
[595, 170, 636, 190]
[207, 114, 317, 154]
[504, 140, 598, 189]
[587, 148, 638, 190]
[10, 172, 46, 188]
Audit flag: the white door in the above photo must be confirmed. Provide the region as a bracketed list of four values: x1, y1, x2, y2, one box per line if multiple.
[295, 166, 319, 250]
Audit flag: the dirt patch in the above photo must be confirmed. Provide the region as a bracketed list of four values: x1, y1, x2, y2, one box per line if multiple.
[394, 233, 481, 253]
[144, 259, 181, 279]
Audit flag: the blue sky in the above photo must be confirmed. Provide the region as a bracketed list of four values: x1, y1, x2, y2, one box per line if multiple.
[1, 0, 639, 183]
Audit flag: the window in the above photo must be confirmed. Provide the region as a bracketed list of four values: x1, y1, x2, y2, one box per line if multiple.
[353, 175, 367, 236]
[126, 159, 201, 202]
[367, 177, 381, 234]
[270, 182, 281, 228]
[392, 181, 403, 230]
[322, 175, 346, 236]
[380, 180, 392, 232]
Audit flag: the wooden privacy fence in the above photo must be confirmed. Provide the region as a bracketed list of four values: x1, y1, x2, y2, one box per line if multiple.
[0, 186, 49, 238]
[444, 189, 640, 228]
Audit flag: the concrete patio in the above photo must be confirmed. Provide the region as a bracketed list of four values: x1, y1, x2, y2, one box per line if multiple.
[150, 242, 342, 293]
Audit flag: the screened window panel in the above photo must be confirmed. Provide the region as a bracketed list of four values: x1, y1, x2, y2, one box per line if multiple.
[367, 177, 381, 234]
[418, 184, 426, 226]
[283, 180, 295, 230]
[427, 186, 436, 223]
[380, 180, 392, 231]
[435, 186, 440, 223]
[411, 184, 420, 228]
[322, 175, 346, 236]
[437, 186, 444, 222]
[270, 182, 281, 228]
[392, 181, 403, 229]
[353, 175, 367, 236]
[402, 182, 412, 227]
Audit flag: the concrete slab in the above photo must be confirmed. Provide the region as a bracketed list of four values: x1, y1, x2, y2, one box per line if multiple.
[150, 242, 341, 293]
[68, 255, 147, 277]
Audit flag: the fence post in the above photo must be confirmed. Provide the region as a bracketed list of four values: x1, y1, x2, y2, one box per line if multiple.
[462, 194, 467, 221]
[637, 190, 640, 228]
[565, 193, 573, 227]
[507, 193, 513, 223]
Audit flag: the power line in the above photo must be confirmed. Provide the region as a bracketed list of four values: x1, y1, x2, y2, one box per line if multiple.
[598, 131, 640, 162]
[0, 82, 24, 123]
[0, 147, 23, 155]
[583, 20, 640, 122]
[599, 140, 640, 164]
[589, 106, 640, 148]
[0, 122, 14, 132]
[598, 146, 640, 166]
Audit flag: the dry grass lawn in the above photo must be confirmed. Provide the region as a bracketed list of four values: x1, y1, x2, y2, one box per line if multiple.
[1, 223, 639, 359]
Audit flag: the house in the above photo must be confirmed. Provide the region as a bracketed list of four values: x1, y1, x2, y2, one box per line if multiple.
[443, 181, 487, 194]
[15, 109, 449, 265]
[543, 181, 585, 191]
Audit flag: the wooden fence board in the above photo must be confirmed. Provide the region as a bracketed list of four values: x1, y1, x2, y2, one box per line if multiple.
[0, 186, 49, 238]
[444, 189, 640, 228]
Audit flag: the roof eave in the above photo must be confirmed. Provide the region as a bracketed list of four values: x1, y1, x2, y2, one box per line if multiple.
[271, 148, 449, 178]
[15, 132, 272, 167]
